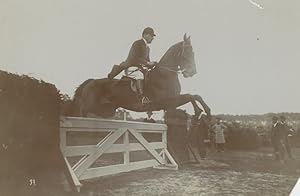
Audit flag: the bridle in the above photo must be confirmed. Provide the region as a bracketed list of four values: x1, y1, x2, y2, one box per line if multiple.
[178, 41, 194, 72]
[157, 41, 193, 74]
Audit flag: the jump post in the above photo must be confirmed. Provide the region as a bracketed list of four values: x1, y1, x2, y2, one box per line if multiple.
[60, 116, 178, 192]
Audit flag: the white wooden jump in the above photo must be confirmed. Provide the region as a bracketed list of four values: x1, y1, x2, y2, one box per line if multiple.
[60, 116, 178, 192]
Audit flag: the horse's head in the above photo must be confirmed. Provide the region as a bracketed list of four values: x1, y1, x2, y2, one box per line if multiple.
[180, 34, 196, 78]
[158, 33, 197, 78]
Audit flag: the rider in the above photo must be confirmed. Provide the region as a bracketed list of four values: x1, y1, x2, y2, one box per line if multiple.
[107, 27, 157, 102]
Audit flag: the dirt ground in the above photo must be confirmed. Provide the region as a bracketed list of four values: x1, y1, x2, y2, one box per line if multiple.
[78, 148, 300, 196]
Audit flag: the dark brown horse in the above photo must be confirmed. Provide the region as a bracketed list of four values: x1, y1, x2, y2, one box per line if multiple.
[73, 34, 211, 118]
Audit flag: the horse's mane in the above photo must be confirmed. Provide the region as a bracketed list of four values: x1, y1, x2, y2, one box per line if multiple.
[158, 41, 183, 66]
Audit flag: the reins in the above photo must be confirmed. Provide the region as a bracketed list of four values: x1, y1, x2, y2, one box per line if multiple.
[155, 42, 188, 74]
[156, 65, 182, 74]
[126, 65, 181, 76]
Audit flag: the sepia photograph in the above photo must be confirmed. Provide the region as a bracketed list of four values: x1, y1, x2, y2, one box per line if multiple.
[1, 0, 300, 195]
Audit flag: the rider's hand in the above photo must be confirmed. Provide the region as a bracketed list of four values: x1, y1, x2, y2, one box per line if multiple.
[151, 61, 157, 65]
[147, 61, 157, 68]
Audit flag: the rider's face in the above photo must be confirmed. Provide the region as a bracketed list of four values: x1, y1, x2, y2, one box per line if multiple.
[144, 34, 155, 44]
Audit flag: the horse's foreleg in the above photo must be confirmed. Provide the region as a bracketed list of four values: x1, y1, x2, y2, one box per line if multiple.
[190, 99, 203, 116]
[194, 95, 211, 117]
[152, 94, 203, 117]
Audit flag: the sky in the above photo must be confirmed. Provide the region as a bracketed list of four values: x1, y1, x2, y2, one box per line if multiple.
[1, 0, 300, 117]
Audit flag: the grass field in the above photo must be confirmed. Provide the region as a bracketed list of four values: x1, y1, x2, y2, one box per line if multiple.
[75, 147, 300, 196]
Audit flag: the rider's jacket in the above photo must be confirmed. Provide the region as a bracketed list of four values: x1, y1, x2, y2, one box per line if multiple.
[122, 39, 150, 67]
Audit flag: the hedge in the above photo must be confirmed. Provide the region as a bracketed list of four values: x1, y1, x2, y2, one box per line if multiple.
[0, 70, 74, 196]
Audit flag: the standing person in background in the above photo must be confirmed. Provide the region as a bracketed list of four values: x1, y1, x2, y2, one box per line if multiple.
[279, 115, 293, 159]
[191, 114, 210, 159]
[211, 118, 227, 152]
[198, 115, 210, 159]
[208, 126, 216, 152]
[270, 116, 281, 160]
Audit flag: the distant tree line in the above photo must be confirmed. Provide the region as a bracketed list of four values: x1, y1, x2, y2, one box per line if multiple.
[216, 113, 300, 128]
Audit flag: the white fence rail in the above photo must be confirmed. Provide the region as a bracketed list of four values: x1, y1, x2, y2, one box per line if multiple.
[60, 116, 178, 192]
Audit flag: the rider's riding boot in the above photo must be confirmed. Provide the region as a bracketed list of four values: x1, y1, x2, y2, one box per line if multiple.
[107, 65, 123, 80]
[136, 79, 144, 98]
[136, 80, 150, 105]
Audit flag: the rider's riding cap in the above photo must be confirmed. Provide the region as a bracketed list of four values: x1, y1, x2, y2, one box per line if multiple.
[143, 27, 156, 36]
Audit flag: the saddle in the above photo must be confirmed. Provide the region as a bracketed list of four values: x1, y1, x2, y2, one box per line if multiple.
[120, 76, 142, 94]
[120, 76, 151, 105]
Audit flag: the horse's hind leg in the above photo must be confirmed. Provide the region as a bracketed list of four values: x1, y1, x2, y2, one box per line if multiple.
[190, 98, 203, 117]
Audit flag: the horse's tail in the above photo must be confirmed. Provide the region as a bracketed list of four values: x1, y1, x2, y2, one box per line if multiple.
[72, 79, 94, 116]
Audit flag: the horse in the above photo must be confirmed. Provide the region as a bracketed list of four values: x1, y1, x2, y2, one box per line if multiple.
[73, 34, 211, 119]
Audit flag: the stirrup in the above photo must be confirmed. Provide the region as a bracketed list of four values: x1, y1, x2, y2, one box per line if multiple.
[142, 96, 151, 105]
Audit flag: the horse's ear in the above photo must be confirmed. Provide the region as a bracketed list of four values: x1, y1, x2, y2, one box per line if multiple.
[184, 33, 187, 41]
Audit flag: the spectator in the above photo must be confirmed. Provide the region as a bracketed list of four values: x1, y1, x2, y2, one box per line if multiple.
[208, 127, 216, 152]
[191, 114, 210, 159]
[279, 115, 293, 159]
[271, 115, 291, 162]
[211, 118, 227, 152]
